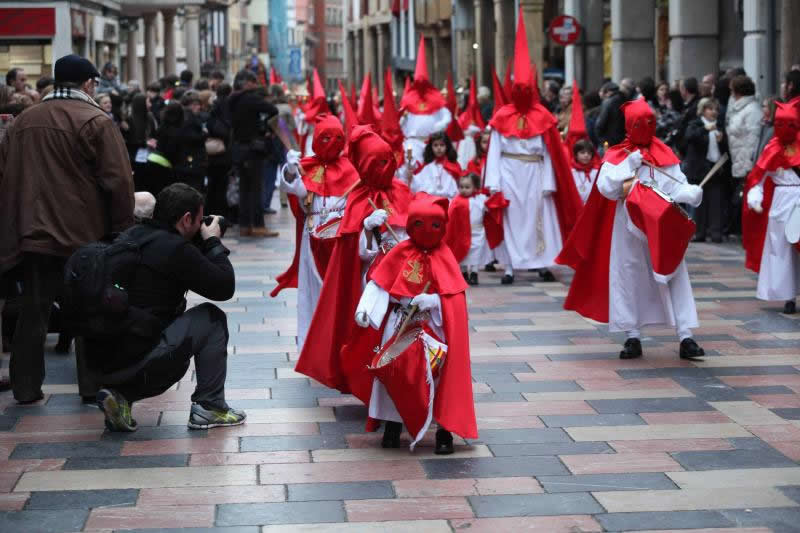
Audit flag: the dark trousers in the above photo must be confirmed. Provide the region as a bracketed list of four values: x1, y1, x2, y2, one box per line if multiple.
[206, 160, 232, 219]
[263, 161, 278, 211]
[10, 254, 65, 401]
[238, 157, 265, 228]
[695, 176, 724, 240]
[104, 303, 229, 409]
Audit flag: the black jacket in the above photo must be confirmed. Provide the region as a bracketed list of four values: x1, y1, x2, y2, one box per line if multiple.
[594, 91, 628, 147]
[89, 221, 235, 374]
[229, 88, 278, 144]
[674, 95, 699, 155]
[682, 116, 727, 184]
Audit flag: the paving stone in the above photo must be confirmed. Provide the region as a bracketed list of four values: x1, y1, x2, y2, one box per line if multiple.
[672, 376, 750, 402]
[720, 507, 800, 533]
[123, 529, 261, 533]
[0, 416, 17, 431]
[595, 510, 734, 531]
[25, 489, 138, 509]
[737, 385, 796, 394]
[671, 448, 799, 470]
[216, 501, 345, 526]
[488, 380, 582, 393]
[470, 428, 571, 444]
[468, 492, 604, 518]
[288, 481, 393, 501]
[240, 435, 346, 452]
[448, 516, 603, 532]
[345, 496, 474, 521]
[332, 405, 368, 422]
[226, 399, 319, 408]
[778, 485, 800, 504]
[0, 509, 89, 533]
[540, 414, 646, 427]
[489, 442, 614, 457]
[707, 366, 800, 376]
[101, 426, 210, 441]
[10, 441, 123, 460]
[772, 408, 800, 420]
[473, 392, 526, 402]
[594, 487, 797, 512]
[538, 473, 678, 493]
[63, 454, 189, 470]
[422, 456, 568, 479]
[586, 397, 713, 414]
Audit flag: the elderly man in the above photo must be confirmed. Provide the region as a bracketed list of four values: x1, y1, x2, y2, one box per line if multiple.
[0, 55, 134, 403]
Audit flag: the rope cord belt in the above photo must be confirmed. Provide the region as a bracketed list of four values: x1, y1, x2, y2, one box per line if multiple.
[501, 152, 543, 163]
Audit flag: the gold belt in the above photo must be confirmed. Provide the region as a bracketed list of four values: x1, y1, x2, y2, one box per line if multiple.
[501, 152, 543, 163]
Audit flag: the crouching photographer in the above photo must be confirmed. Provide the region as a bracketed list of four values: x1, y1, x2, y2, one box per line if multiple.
[71, 183, 244, 431]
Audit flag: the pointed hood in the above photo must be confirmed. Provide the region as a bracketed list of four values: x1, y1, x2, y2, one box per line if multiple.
[400, 37, 446, 115]
[357, 73, 380, 129]
[458, 75, 486, 130]
[381, 68, 404, 158]
[445, 72, 464, 142]
[565, 81, 600, 169]
[349, 81, 357, 109]
[338, 79, 359, 143]
[305, 68, 330, 123]
[492, 67, 507, 109]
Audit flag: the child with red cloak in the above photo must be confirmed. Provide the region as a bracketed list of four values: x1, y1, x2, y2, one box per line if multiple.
[272, 115, 359, 350]
[743, 100, 800, 314]
[466, 128, 491, 185]
[344, 194, 477, 454]
[445, 173, 492, 285]
[293, 126, 412, 392]
[456, 76, 487, 169]
[556, 97, 707, 360]
[571, 138, 600, 204]
[409, 132, 461, 199]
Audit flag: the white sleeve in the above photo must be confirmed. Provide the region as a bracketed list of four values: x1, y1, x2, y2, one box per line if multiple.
[432, 107, 453, 133]
[541, 146, 556, 193]
[278, 165, 308, 197]
[484, 130, 503, 191]
[597, 161, 628, 201]
[356, 281, 390, 329]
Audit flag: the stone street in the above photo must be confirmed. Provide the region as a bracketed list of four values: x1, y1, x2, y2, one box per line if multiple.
[1, 209, 799, 532]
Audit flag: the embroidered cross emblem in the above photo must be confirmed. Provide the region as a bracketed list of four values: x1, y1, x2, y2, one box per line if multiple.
[311, 166, 325, 183]
[402, 260, 424, 283]
[517, 116, 526, 130]
[785, 143, 797, 158]
[419, 102, 427, 111]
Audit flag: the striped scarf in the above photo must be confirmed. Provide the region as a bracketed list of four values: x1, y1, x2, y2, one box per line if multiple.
[42, 86, 101, 109]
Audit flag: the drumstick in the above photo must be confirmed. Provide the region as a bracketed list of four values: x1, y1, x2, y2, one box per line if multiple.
[699, 153, 729, 188]
[394, 281, 432, 342]
[623, 149, 682, 184]
[342, 178, 362, 197]
[367, 198, 401, 242]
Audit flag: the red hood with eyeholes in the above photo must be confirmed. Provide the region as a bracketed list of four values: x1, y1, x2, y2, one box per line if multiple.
[603, 97, 679, 167]
[299, 114, 359, 197]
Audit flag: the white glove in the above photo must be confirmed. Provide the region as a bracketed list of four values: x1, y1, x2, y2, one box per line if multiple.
[410, 293, 440, 312]
[286, 149, 301, 174]
[747, 186, 764, 213]
[363, 209, 388, 230]
[626, 150, 643, 173]
[355, 311, 369, 328]
[672, 184, 703, 208]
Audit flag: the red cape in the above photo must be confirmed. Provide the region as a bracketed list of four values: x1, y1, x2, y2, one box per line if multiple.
[338, 180, 412, 235]
[484, 191, 509, 249]
[544, 126, 584, 237]
[445, 195, 471, 263]
[369, 239, 467, 298]
[270, 195, 305, 297]
[299, 156, 359, 197]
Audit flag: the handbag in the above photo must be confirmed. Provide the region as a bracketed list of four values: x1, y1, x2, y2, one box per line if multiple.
[205, 137, 226, 156]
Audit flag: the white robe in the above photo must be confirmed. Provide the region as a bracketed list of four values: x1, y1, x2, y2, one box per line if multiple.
[400, 108, 453, 170]
[410, 162, 459, 199]
[462, 194, 492, 268]
[752, 169, 800, 301]
[484, 131, 562, 269]
[457, 124, 481, 169]
[356, 281, 444, 443]
[572, 167, 599, 205]
[279, 168, 346, 350]
[597, 156, 700, 334]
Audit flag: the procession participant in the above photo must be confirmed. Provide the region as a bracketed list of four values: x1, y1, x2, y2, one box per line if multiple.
[410, 132, 461, 199]
[571, 139, 600, 204]
[743, 99, 800, 314]
[271, 115, 359, 349]
[293, 125, 411, 392]
[445, 73, 464, 149]
[357, 73, 381, 130]
[380, 68, 406, 173]
[445, 173, 492, 285]
[399, 38, 452, 171]
[556, 97, 707, 360]
[466, 128, 491, 185]
[484, 9, 582, 284]
[457, 76, 487, 169]
[296, 69, 329, 157]
[344, 194, 477, 453]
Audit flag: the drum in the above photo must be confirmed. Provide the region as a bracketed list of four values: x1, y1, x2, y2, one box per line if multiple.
[625, 181, 696, 278]
[309, 217, 341, 277]
[785, 201, 800, 249]
[368, 324, 448, 445]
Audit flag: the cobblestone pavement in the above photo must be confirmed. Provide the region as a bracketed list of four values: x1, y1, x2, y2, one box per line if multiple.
[1, 209, 800, 532]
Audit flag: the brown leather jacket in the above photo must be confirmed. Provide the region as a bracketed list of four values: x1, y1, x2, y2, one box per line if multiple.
[0, 97, 134, 271]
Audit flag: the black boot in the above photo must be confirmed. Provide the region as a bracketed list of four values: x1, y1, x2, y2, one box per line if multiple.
[462, 271, 469, 282]
[435, 428, 454, 455]
[501, 274, 514, 285]
[539, 269, 556, 282]
[469, 272, 478, 285]
[484, 261, 497, 272]
[784, 301, 796, 314]
[54, 334, 73, 354]
[679, 338, 705, 360]
[381, 421, 402, 448]
[620, 338, 643, 360]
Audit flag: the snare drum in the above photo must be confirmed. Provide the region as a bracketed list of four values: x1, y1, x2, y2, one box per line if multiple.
[309, 217, 341, 276]
[625, 181, 697, 278]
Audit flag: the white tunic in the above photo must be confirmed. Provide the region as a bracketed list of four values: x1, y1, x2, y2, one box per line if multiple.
[752, 169, 800, 301]
[356, 281, 444, 434]
[410, 162, 459, 199]
[457, 124, 481, 169]
[484, 131, 562, 269]
[572, 167, 599, 204]
[400, 108, 453, 170]
[279, 168, 346, 349]
[597, 157, 700, 334]
[462, 194, 492, 267]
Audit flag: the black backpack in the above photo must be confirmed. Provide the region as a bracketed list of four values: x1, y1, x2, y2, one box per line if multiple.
[62, 227, 161, 340]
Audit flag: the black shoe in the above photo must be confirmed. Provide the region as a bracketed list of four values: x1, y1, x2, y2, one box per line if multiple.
[435, 428, 454, 455]
[264, 208, 277, 215]
[484, 262, 497, 272]
[16, 391, 45, 404]
[784, 301, 797, 314]
[382, 421, 402, 448]
[462, 271, 469, 282]
[54, 337, 72, 354]
[469, 272, 478, 285]
[539, 269, 556, 282]
[679, 338, 705, 360]
[620, 338, 643, 360]
[501, 274, 514, 285]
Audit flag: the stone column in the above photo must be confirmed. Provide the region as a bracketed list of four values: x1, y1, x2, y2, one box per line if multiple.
[162, 9, 177, 77]
[473, 0, 484, 87]
[493, 0, 508, 79]
[781, 0, 800, 76]
[611, 0, 655, 81]
[354, 28, 362, 86]
[564, 0, 603, 90]
[743, 0, 770, 97]
[143, 13, 157, 85]
[668, 0, 718, 83]
[184, 6, 201, 77]
[363, 25, 374, 82]
[376, 24, 386, 96]
[126, 21, 139, 84]
[519, 0, 545, 83]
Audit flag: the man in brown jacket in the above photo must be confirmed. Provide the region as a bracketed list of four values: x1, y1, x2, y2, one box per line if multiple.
[0, 55, 134, 403]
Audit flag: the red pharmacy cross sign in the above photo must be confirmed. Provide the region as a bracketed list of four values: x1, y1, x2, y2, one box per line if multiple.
[548, 15, 581, 46]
